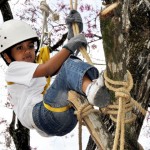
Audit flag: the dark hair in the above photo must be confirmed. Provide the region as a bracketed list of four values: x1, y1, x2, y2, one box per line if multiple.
[1, 37, 40, 66]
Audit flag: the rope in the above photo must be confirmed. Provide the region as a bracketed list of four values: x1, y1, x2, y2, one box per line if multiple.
[37, 1, 52, 93]
[102, 70, 146, 150]
[68, 1, 147, 149]
[69, 1, 96, 149]
[74, 103, 100, 150]
[40, 0, 50, 48]
[70, 0, 93, 65]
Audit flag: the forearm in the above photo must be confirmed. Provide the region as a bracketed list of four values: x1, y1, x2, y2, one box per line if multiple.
[47, 48, 71, 76]
[33, 48, 71, 78]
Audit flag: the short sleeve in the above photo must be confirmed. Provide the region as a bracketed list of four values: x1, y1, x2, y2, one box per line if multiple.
[5, 61, 39, 86]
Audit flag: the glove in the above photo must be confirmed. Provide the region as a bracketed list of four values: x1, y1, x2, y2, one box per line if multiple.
[65, 10, 83, 40]
[63, 34, 87, 53]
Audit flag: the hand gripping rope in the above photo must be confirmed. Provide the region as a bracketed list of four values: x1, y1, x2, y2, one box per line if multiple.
[70, 0, 93, 65]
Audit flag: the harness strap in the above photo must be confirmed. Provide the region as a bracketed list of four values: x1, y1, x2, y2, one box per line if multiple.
[43, 102, 72, 112]
[7, 82, 14, 85]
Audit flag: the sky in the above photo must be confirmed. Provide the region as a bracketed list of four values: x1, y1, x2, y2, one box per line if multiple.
[0, 0, 150, 150]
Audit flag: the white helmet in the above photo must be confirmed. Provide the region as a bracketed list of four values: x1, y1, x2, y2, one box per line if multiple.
[0, 19, 38, 53]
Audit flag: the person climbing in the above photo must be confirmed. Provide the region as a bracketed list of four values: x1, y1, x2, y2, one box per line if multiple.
[0, 10, 110, 136]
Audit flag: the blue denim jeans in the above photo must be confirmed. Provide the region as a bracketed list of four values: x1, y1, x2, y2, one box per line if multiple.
[32, 56, 99, 136]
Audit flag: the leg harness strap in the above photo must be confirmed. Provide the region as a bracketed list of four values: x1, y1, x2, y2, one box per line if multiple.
[43, 102, 72, 112]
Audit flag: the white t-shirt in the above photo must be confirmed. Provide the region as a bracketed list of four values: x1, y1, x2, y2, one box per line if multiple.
[5, 61, 48, 136]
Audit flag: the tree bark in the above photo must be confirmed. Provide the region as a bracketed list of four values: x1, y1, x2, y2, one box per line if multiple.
[98, 0, 150, 149]
[9, 112, 30, 150]
[0, 0, 13, 21]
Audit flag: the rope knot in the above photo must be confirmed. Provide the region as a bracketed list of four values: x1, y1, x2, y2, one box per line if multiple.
[74, 103, 95, 123]
[74, 102, 100, 150]
[103, 70, 146, 150]
[115, 88, 131, 102]
[103, 70, 137, 150]
[40, 1, 50, 17]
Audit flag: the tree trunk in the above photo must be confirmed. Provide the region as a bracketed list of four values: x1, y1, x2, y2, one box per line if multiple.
[0, 0, 13, 21]
[9, 112, 30, 150]
[97, 0, 150, 149]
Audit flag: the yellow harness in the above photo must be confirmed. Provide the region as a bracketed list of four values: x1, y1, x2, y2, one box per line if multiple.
[7, 46, 71, 112]
[37, 46, 71, 112]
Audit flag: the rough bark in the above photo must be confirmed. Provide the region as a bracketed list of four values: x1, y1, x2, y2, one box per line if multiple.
[0, 0, 13, 21]
[9, 112, 30, 150]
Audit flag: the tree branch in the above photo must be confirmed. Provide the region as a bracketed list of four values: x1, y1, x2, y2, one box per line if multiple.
[0, 0, 13, 21]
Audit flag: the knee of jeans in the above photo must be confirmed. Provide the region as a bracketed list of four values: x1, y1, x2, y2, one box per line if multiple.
[86, 67, 99, 80]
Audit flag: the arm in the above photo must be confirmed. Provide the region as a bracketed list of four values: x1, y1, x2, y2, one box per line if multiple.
[33, 48, 70, 78]
[33, 34, 87, 78]
[33, 11, 84, 78]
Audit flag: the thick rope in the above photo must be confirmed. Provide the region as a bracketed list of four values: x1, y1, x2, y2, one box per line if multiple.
[74, 103, 100, 150]
[70, 0, 93, 65]
[40, 0, 50, 48]
[103, 70, 146, 150]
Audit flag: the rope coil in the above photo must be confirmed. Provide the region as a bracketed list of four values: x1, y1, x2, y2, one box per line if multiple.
[103, 70, 146, 150]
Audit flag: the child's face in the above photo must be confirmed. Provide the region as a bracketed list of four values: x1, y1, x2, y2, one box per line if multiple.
[10, 40, 36, 63]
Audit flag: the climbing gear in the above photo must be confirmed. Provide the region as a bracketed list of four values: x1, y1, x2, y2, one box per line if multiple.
[36, 46, 51, 95]
[0, 20, 38, 53]
[102, 70, 146, 150]
[43, 102, 72, 112]
[39, 0, 51, 49]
